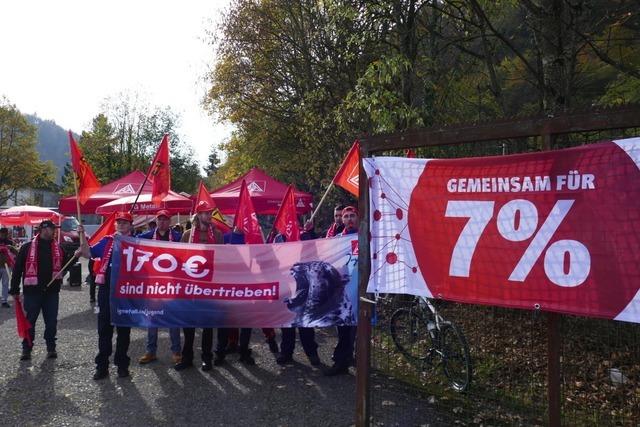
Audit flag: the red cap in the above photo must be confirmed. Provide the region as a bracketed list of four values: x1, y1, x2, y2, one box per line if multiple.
[115, 211, 133, 222]
[342, 206, 358, 216]
[156, 209, 171, 219]
[194, 201, 214, 213]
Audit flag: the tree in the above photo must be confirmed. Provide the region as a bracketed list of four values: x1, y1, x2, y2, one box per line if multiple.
[61, 94, 202, 196]
[0, 98, 56, 205]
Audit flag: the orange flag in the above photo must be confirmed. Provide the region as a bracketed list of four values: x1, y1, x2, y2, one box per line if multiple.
[68, 131, 101, 205]
[233, 180, 264, 244]
[147, 134, 171, 204]
[88, 212, 116, 245]
[15, 298, 32, 347]
[332, 140, 360, 196]
[273, 185, 300, 242]
[195, 181, 231, 233]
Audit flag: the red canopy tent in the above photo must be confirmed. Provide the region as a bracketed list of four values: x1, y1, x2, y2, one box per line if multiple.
[95, 190, 193, 215]
[0, 205, 62, 226]
[210, 167, 313, 215]
[58, 170, 152, 214]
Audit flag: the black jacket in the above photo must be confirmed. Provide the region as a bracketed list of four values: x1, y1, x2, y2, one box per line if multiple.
[9, 239, 73, 295]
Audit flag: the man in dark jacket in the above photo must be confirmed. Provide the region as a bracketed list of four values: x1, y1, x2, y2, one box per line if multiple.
[9, 219, 73, 360]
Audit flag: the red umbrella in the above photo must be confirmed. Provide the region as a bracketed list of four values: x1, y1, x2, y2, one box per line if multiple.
[0, 205, 62, 226]
[95, 190, 193, 215]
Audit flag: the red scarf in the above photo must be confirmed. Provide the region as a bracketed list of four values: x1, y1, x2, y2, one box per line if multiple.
[95, 236, 114, 285]
[325, 223, 339, 238]
[153, 229, 176, 241]
[189, 225, 216, 243]
[24, 234, 62, 286]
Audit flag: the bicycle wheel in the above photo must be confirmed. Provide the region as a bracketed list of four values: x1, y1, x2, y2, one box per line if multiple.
[438, 322, 472, 392]
[389, 308, 431, 362]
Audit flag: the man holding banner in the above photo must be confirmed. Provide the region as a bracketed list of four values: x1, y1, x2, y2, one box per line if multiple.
[78, 212, 134, 380]
[325, 206, 359, 376]
[174, 203, 224, 371]
[137, 210, 183, 365]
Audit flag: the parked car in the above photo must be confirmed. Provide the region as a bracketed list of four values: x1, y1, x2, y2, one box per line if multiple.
[59, 216, 80, 252]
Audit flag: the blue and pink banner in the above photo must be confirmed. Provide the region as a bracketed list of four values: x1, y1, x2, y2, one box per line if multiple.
[109, 235, 358, 328]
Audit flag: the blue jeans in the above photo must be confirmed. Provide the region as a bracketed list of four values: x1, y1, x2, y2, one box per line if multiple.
[23, 291, 59, 351]
[146, 327, 181, 354]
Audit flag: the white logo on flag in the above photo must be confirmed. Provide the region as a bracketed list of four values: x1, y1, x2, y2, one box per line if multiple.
[296, 199, 305, 208]
[114, 184, 136, 194]
[347, 165, 359, 188]
[247, 181, 265, 192]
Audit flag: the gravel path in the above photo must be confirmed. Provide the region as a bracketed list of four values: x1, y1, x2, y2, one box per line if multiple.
[0, 264, 444, 426]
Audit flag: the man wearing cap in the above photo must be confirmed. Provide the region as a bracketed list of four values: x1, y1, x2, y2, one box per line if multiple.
[78, 211, 134, 379]
[324, 206, 358, 376]
[137, 210, 182, 365]
[0, 227, 17, 308]
[174, 201, 223, 371]
[9, 220, 74, 360]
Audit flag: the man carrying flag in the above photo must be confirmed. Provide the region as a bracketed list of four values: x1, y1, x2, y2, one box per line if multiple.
[78, 212, 135, 380]
[175, 201, 224, 371]
[9, 220, 74, 361]
[137, 210, 183, 366]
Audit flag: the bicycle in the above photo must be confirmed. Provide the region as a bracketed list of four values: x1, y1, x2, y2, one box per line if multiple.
[387, 295, 472, 392]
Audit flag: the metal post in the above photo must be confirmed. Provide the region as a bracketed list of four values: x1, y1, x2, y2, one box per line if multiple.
[356, 143, 372, 427]
[548, 312, 561, 426]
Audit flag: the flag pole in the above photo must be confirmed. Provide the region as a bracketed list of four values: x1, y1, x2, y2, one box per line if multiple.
[128, 172, 152, 215]
[309, 181, 334, 222]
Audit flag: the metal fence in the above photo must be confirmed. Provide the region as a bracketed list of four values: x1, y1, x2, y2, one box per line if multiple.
[358, 109, 640, 426]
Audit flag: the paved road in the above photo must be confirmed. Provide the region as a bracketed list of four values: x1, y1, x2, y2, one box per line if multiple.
[0, 266, 444, 426]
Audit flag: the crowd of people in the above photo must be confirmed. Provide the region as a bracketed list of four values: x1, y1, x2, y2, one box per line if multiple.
[4, 203, 359, 381]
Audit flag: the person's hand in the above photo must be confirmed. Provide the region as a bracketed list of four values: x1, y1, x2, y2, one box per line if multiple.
[77, 224, 85, 234]
[303, 219, 314, 232]
[9, 293, 19, 302]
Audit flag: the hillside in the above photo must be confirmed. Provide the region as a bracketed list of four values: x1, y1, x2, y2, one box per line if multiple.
[25, 114, 77, 185]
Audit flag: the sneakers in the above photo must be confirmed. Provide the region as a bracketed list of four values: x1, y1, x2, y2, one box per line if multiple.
[323, 363, 349, 376]
[47, 350, 58, 359]
[276, 354, 293, 365]
[20, 350, 31, 361]
[201, 360, 213, 371]
[174, 360, 193, 371]
[93, 369, 109, 380]
[138, 353, 157, 364]
[308, 354, 321, 366]
[117, 367, 130, 378]
[172, 352, 182, 364]
[267, 338, 279, 353]
[1, 301, 10, 308]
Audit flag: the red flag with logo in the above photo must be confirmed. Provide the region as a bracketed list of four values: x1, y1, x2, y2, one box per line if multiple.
[89, 212, 116, 246]
[69, 131, 101, 205]
[147, 134, 171, 204]
[233, 180, 264, 244]
[195, 181, 231, 233]
[14, 297, 32, 346]
[406, 149, 416, 158]
[273, 185, 300, 242]
[332, 140, 360, 196]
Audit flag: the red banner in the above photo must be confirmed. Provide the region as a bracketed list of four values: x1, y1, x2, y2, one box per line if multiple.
[365, 138, 640, 323]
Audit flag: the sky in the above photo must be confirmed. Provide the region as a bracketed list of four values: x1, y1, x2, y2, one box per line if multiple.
[0, 0, 232, 169]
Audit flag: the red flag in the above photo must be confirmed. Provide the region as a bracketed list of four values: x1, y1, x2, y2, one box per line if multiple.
[406, 149, 416, 158]
[273, 185, 301, 242]
[332, 140, 360, 196]
[14, 297, 32, 347]
[147, 134, 171, 204]
[69, 131, 101, 205]
[89, 212, 116, 245]
[233, 180, 264, 244]
[195, 181, 231, 233]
